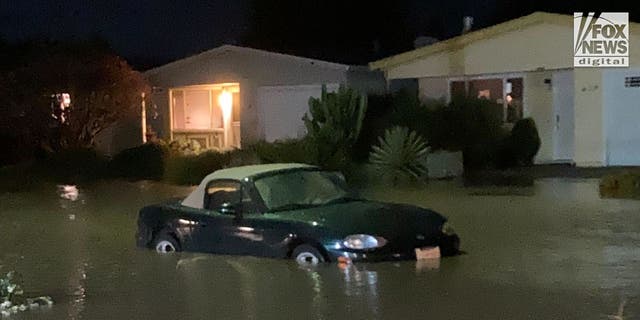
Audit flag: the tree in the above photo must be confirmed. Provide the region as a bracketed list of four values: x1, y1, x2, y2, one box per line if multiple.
[1, 39, 149, 156]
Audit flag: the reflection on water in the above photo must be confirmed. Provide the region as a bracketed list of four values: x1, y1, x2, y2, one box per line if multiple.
[0, 179, 639, 319]
[415, 259, 440, 272]
[67, 262, 87, 320]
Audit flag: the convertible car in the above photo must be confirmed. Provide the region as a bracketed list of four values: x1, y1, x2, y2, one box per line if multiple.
[136, 163, 460, 265]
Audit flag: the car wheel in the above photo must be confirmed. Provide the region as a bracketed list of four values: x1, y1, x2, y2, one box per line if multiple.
[292, 244, 325, 266]
[153, 232, 181, 253]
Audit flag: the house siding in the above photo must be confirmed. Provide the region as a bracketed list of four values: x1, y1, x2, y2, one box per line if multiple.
[523, 70, 554, 163]
[145, 47, 380, 145]
[373, 14, 640, 167]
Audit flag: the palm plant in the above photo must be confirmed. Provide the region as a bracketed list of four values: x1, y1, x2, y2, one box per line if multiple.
[370, 126, 429, 182]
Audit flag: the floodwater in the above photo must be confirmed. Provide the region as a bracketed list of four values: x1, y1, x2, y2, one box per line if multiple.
[0, 179, 639, 319]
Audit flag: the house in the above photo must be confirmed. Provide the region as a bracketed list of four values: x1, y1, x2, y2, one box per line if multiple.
[143, 45, 385, 150]
[370, 12, 640, 167]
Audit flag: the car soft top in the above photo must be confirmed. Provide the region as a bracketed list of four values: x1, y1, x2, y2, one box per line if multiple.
[181, 163, 317, 209]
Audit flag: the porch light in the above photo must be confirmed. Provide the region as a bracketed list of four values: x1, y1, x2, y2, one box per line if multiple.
[218, 89, 233, 120]
[59, 93, 71, 107]
[218, 89, 233, 148]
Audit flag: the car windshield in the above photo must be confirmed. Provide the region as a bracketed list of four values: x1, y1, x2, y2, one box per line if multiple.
[254, 170, 351, 212]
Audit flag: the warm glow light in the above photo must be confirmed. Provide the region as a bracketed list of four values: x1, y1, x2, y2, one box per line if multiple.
[218, 90, 233, 120]
[58, 93, 71, 107]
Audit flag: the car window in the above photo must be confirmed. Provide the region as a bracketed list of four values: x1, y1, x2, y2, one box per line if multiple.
[254, 170, 349, 211]
[204, 180, 256, 214]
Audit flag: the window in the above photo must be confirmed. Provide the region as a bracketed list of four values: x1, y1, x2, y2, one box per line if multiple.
[254, 170, 349, 212]
[204, 180, 256, 214]
[171, 85, 240, 131]
[204, 181, 242, 213]
[449, 77, 524, 123]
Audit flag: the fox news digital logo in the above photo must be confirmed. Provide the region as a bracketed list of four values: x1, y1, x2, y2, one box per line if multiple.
[574, 12, 629, 67]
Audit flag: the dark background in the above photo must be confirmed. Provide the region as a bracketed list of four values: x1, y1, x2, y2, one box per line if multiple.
[0, 1, 637, 69]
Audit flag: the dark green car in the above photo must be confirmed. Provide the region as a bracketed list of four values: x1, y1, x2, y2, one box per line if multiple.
[136, 163, 460, 265]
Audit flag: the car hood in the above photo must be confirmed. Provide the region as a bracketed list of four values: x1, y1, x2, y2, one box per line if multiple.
[268, 200, 446, 239]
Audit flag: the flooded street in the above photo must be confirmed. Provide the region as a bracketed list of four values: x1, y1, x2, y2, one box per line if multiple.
[0, 179, 639, 319]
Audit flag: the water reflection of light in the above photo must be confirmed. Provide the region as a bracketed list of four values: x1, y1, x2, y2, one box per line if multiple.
[415, 258, 441, 272]
[340, 265, 380, 319]
[58, 185, 79, 201]
[307, 270, 324, 318]
[67, 262, 87, 320]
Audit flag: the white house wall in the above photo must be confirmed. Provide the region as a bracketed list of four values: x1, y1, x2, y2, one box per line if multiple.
[381, 18, 640, 167]
[523, 71, 554, 163]
[603, 68, 640, 166]
[387, 52, 451, 79]
[573, 68, 605, 166]
[145, 47, 366, 144]
[385, 23, 573, 79]
[464, 23, 573, 75]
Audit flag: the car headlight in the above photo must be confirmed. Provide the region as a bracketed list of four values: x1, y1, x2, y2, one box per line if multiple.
[342, 234, 387, 250]
[441, 221, 455, 235]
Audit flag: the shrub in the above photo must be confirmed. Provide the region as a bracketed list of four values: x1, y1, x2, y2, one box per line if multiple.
[164, 150, 231, 185]
[501, 118, 541, 167]
[227, 148, 261, 167]
[167, 139, 202, 156]
[0, 271, 53, 317]
[0, 272, 23, 303]
[303, 85, 367, 170]
[352, 93, 394, 162]
[40, 147, 108, 183]
[249, 139, 313, 164]
[390, 89, 434, 141]
[108, 142, 167, 180]
[369, 126, 429, 183]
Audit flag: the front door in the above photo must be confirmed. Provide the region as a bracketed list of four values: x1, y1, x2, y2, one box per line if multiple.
[552, 70, 575, 162]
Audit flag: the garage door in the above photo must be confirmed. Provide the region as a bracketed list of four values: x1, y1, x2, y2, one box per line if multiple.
[604, 68, 640, 165]
[257, 84, 338, 142]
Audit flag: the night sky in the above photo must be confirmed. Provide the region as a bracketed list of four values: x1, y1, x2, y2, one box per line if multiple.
[1, 1, 636, 69]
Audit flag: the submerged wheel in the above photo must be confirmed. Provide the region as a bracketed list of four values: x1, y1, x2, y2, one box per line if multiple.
[153, 232, 181, 253]
[292, 244, 325, 266]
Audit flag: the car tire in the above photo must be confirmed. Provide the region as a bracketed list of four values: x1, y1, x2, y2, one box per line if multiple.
[153, 231, 181, 253]
[292, 244, 325, 266]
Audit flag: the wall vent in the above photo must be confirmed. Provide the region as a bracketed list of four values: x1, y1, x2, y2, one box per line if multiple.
[625, 76, 640, 88]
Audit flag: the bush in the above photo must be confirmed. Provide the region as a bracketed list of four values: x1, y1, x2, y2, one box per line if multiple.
[227, 148, 261, 167]
[600, 171, 640, 199]
[164, 150, 232, 185]
[389, 89, 433, 141]
[249, 139, 313, 164]
[369, 126, 429, 184]
[40, 148, 108, 183]
[167, 139, 202, 156]
[499, 118, 541, 167]
[352, 93, 394, 162]
[108, 143, 167, 180]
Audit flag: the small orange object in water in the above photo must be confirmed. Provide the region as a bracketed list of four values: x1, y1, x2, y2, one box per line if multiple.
[337, 256, 351, 267]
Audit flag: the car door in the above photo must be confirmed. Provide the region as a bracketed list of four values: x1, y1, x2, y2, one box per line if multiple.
[193, 179, 269, 256]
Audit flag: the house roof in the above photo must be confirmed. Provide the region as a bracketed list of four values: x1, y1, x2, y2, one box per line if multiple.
[181, 163, 317, 209]
[145, 44, 353, 75]
[370, 12, 593, 71]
